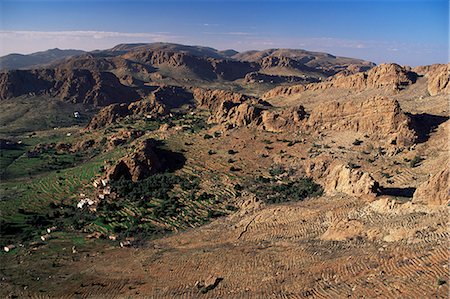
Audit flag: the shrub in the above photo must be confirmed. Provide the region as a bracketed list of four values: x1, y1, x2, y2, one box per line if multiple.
[203, 134, 213, 139]
[347, 162, 361, 169]
[352, 139, 363, 146]
[410, 155, 422, 168]
[269, 165, 285, 176]
[264, 178, 323, 204]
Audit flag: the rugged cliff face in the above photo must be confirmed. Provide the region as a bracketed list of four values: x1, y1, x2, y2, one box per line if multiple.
[263, 63, 418, 99]
[413, 167, 449, 206]
[86, 104, 132, 130]
[193, 87, 417, 148]
[305, 96, 417, 146]
[106, 138, 161, 182]
[84, 85, 195, 130]
[0, 68, 141, 106]
[424, 64, 450, 96]
[260, 106, 307, 133]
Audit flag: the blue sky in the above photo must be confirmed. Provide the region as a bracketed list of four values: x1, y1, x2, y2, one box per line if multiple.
[0, 0, 448, 66]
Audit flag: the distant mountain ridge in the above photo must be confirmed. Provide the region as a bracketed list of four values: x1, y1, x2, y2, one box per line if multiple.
[0, 48, 86, 70]
[0, 42, 379, 108]
[0, 43, 374, 75]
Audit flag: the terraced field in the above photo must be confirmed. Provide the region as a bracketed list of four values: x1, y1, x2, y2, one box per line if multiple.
[0, 147, 124, 244]
[4, 194, 446, 298]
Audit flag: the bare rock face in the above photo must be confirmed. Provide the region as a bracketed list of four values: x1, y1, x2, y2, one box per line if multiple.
[107, 130, 144, 149]
[127, 98, 167, 116]
[107, 139, 161, 182]
[413, 168, 449, 205]
[263, 63, 418, 99]
[305, 96, 417, 146]
[263, 84, 307, 99]
[0, 69, 140, 106]
[86, 103, 131, 130]
[193, 88, 256, 111]
[193, 88, 271, 127]
[364, 63, 417, 89]
[212, 102, 263, 127]
[150, 85, 195, 109]
[425, 64, 450, 96]
[260, 106, 307, 132]
[87, 85, 193, 130]
[324, 163, 379, 197]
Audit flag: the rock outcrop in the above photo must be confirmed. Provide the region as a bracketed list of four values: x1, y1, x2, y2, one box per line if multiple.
[86, 104, 131, 130]
[323, 163, 379, 197]
[263, 63, 418, 99]
[106, 139, 161, 182]
[193, 88, 271, 127]
[0, 69, 141, 106]
[260, 106, 307, 132]
[243, 72, 318, 84]
[412, 168, 449, 205]
[425, 64, 449, 96]
[305, 96, 417, 146]
[86, 85, 193, 130]
[194, 90, 417, 147]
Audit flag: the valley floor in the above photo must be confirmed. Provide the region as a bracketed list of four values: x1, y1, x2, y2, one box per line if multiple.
[2, 195, 448, 298]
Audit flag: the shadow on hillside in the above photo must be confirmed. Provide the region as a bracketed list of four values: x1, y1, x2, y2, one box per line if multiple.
[408, 113, 448, 144]
[154, 148, 187, 172]
[378, 187, 416, 198]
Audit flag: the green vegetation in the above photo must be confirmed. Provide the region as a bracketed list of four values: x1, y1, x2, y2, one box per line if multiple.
[0, 151, 119, 245]
[0, 96, 92, 134]
[269, 165, 286, 176]
[94, 173, 230, 242]
[258, 178, 323, 204]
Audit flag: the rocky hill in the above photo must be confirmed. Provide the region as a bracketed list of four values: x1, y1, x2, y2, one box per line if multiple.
[0, 48, 85, 70]
[0, 43, 376, 88]
[0, 68, 143, 106]
[263, 63, 419, 98]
